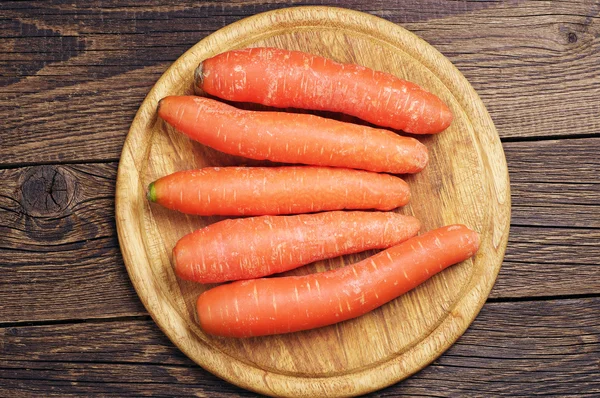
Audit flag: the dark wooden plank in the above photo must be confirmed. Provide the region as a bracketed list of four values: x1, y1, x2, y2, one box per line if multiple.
[0, 164, 146, 322]
[3, 225, 598, 322]
[0, 0, 498, 32]
[1, 0, 599, 164]
[0, 139, 599, 322]
[0, 378, 251, 398]
[0, 236, 146, 322]
[1, 298, 598, 396]
[1, 163, 116, 247]
[507, 138, 600, 229]
[491, 226, 600, 298]
[505, 138, 600, 185]
[0, 64, 164, 165]
[391, 297, 600, 397]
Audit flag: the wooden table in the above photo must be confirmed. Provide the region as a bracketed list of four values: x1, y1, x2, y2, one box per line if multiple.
[1, 1, 599, 396]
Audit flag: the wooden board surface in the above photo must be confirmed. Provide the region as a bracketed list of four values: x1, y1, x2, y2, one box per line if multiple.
[2, 1, 599, 166]
[2, 1, 599, 397]
[2, 139, 597, 324]
[114, 6, 509, 396]
[2, 297, 599, 397]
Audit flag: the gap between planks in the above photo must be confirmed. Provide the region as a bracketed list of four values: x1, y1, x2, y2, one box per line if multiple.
[0, 134, 598, 170]
[2, 294, 599, 329]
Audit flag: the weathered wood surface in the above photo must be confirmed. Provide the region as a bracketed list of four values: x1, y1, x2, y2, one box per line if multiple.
[1, 139, 599, 323]
[1, 0, 599, 396]
[1, 298, 598, 397]
[1, 0, 599, 165]
[0, 163, 146, 323]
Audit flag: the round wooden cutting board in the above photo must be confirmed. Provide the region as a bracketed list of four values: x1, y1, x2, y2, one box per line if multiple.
[115, 6, 510, 397]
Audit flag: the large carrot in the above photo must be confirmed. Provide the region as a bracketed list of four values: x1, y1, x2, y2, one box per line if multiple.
[147, 166, 410, 216]
[174, 211, 421, 283]
[196, 225, 480, 337]
[158, 96, 428, 174]
[195, 47, 453, 134]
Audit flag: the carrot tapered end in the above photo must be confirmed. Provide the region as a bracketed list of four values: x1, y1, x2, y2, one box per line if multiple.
[194, 62, 205, 95]
[440, 104, 454, 131]
[147, 182, 157, 202]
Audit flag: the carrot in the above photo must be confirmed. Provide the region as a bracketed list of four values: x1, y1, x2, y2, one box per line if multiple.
[196, 225, 480, 337]
[174, 211, 421, 284]
[158, 96, 428, 174]
[195, 47, 453, 135]
[147, 166, 410, 216]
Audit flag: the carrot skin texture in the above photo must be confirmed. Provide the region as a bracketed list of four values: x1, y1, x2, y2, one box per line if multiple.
[148, 166, 411, 216]
[158, 96, 428, 174]
[174, 211, 421, 283]
[196, 47, 453, 134]
[196, 225, 480, 338]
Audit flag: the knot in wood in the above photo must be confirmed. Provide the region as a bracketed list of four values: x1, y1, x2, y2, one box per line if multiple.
[568, 32, 578, 44]
[20, 165, 74, 217]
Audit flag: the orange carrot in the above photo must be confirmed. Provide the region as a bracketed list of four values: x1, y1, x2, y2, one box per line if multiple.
[196, 225, 480, 337]
[195, 47, 453, 134]
[147, 166, 410, 216]
[158, 96, 428, 174]
[174, 211, 421, 283]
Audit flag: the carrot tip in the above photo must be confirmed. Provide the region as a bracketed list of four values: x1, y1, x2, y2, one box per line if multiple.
[147, 182, 157, 202]
[194, 62, 205, 95]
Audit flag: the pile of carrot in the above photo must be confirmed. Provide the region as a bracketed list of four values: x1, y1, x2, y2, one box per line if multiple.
[149, 47, 480, 338]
